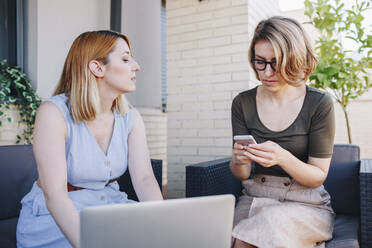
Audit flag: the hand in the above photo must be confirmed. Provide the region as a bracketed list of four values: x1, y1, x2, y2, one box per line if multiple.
[231, 142, 252, 167]
[245, 140, 289, 168]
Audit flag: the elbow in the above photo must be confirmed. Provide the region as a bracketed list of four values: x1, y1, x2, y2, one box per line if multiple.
[136, 173, 157, 188]
[43, 188, 69, 206]
[309, 181, 323, 188]
[309, 176, 326, 188]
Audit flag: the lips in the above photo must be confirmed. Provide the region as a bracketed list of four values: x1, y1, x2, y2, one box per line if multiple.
[263, 80, 278, 85]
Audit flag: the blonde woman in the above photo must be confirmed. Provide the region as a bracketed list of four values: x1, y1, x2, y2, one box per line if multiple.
[231, 17, 335, 248]
[16, 31, 163, 248]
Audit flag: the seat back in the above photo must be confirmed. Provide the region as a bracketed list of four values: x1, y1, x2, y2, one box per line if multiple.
[0, 145, 163, 218]
[324, 144, 360, 216]
[0, 144, 162, 248]
[0, 145, 38, 220]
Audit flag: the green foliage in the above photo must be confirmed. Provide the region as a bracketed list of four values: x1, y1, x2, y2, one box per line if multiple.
[0, 60, 41, 144]
[304, 0, 372, 143]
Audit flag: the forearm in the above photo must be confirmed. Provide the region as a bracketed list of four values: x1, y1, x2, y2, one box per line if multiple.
[280, 152, 326, 188]
[134, 175, 163, 201]
[45, 194, 80, 248]
[230, 160, 252, 181]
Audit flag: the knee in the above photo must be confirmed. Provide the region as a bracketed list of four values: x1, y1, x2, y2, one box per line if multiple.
[234, 239, 257, 248]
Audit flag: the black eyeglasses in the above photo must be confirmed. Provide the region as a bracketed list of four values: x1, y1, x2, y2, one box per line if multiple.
[252, 59, 276, 72]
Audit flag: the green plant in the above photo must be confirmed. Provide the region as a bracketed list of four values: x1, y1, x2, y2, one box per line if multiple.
[304, 0, 372, 144]
[0, 59, 41, 144]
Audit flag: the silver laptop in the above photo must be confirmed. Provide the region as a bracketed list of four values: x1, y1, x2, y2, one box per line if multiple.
[80, 195, 235, 248]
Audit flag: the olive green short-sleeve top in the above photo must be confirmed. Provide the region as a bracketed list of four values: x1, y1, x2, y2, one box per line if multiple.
[231, 85, 335, 177]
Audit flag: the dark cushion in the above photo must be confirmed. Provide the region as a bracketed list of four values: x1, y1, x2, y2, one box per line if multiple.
[326, 215, 359, 248]
[0, 145, 38, 220]
[323, 161, 360, 216]
[0, 217, 17, 248]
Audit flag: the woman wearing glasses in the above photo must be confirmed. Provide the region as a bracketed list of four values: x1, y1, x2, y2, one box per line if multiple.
[230, 17, 335, 248]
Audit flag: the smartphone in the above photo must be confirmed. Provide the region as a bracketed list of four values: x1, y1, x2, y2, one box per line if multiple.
[233, 135, 257, 146]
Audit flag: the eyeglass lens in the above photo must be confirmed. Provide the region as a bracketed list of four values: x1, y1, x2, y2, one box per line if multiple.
[253, 59, 276, 71]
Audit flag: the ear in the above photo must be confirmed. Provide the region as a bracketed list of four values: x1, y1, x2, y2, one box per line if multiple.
[88, 60, 105, 78]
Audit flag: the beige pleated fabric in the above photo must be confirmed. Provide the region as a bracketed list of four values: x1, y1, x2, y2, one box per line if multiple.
[232, 175, 335, 248]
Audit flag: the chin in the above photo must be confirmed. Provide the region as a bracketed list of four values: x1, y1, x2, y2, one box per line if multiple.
[123, 86, 136, 93]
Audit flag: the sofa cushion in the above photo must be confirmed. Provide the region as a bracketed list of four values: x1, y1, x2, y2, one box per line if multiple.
[0, 216, 17, 248]
[0, 145, 38, 220]
[323, 161, 360, 216]
[325, 215, 359, 248]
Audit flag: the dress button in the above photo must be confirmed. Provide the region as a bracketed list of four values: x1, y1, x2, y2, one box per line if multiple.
[261, 177, 266, 183]
[284, 182, 290, 186]
[106, 161, 110, 166]
[101, 196, 105, 200]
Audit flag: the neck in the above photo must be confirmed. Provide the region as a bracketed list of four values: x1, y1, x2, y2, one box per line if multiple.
[260, 84, 306, 104]
[96, 79, 117, 115]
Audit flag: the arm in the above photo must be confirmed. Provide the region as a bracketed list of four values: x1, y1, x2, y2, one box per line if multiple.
[245, 142, 330, 188]
[230, 96, 252, 180]
[33, 102, 80, 247]
[230, 143, 252, 181]
[245, 94, 335, 188]
[127, 108, 163, 201]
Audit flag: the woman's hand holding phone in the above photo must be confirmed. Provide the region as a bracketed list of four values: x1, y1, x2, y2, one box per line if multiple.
[230, 135, 256, 180]
[244, 140, 289, 168]
[232, 135, 256, 166]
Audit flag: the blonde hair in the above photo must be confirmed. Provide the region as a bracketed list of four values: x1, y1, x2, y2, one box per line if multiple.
[248, 16, 317, 86]
[54, 30, 131, 122]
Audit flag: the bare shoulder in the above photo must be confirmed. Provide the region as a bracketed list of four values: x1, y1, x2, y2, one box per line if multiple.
[129, 107, 146, 135]
[35, 101, 67, 135]
[37, 101, 62, 116]
[131, 107, 142, 118]
[131, 107, 144, 124]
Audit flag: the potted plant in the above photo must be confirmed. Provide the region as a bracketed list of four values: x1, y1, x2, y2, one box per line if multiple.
[304, 0, 372, 144]
[0, 59, 41, 144]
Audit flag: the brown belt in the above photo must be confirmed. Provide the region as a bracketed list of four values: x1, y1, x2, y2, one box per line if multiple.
[67, 177, 120, 192]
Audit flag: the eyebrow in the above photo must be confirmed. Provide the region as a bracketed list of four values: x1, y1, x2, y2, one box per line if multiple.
[121, 51, 130, 55]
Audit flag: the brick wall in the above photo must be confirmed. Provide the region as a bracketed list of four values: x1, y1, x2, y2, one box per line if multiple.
[137, 108, 168, 192]
[166, 0, 279, 198]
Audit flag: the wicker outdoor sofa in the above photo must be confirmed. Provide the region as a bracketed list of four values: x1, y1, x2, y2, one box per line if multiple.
[186, 144, 372, 248]
[0, 144, 162, 248]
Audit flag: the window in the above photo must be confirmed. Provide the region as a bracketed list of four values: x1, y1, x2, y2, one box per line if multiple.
[0, 0, 17, 66]
[161, 0, 167, 112]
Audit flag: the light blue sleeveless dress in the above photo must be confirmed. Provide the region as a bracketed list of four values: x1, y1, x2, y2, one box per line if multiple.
[16, 94, 134, 248]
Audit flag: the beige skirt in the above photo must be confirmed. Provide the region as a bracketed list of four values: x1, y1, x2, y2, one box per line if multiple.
[232, 175, 335, 248]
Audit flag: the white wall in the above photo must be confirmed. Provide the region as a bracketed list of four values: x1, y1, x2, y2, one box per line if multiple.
[122, 0, 162, 108]
[24, 0, 110, 98]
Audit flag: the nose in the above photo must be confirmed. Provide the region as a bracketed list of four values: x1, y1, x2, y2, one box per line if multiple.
[132, 59, 140, 72]
[264, 64, 275, 77]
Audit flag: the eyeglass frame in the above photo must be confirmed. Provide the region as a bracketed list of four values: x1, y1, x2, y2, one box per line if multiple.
[251, 58, 277, 72]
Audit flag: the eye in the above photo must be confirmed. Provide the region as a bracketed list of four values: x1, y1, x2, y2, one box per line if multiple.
[255, 60, 265, 65]
[122, 58, 129, 63]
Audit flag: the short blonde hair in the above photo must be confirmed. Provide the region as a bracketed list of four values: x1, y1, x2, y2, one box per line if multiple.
[54, 30, 131, 122]
[248, 16, 317, 86]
